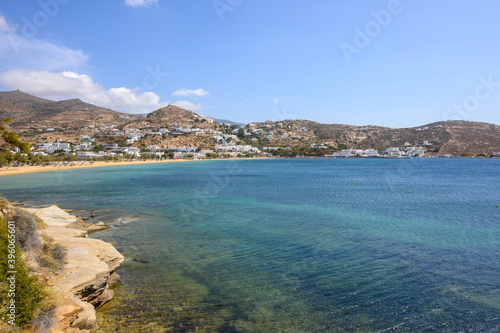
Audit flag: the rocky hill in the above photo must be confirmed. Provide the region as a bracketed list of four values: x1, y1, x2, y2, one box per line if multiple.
[0, 90, 138, 144]
[124, 104, 215, 130]
[0, 90, 132, 125]
[240, 119, 500, 156]
[0, 90, 499, 156]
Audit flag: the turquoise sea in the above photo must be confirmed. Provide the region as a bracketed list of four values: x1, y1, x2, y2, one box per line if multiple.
[1, 158, 500, 332]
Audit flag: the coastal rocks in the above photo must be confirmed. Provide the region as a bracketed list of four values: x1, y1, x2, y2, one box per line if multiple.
[54, 237, 120, 294]
[27, 205, 82, 227]
[30, 205, 124, 333]
[70, 298, 96, 330]
[86, 222, 109, 233]
[53, 297, 94, 332]
[66, 220, 110, 233]
[41, 227, 88, 239]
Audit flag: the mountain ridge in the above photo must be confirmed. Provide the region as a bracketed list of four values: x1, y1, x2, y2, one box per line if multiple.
[0, 90, 499, 156]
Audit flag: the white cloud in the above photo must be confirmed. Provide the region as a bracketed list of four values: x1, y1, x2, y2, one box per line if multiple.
[0, 13, 87, 72]
[0, 69, 168, 114]
[125, 0, 158, 8]
[0, 29, 88, 72]
[273, 98, 280, 103]
[173, 100, 202, 111]
[172, 88, 209, 98]
[0, 14, 16, 33]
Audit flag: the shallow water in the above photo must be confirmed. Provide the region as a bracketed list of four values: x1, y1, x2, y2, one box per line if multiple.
[1, 158, 499, 332]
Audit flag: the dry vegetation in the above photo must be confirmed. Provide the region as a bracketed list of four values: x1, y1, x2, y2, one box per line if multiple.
[0, 199, 65, 331]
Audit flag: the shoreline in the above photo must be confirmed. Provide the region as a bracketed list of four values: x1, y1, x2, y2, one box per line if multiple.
[1, 156, 491, 178]
[31, 204, 124, 332]
[0, 157, 270, 178]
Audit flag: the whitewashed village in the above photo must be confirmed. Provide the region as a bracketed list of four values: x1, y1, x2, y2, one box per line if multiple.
[28, 120, 452, 160]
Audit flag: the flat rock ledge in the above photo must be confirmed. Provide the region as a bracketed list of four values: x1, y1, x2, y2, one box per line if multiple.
[30, 206, 124, 333]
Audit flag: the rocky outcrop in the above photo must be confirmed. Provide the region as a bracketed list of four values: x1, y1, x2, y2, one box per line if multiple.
[30, 206, 124, 333]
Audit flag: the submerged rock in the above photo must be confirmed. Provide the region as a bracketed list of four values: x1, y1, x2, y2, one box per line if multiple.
[133, 255, 150, 264]
[86, 224, 109, 232]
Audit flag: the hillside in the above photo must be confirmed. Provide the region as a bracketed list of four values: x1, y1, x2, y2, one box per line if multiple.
[239, 119, 500, 156]
[0, 90, 499, 156]
[125, 104, 215, 130]
[0, 90, 137, 143]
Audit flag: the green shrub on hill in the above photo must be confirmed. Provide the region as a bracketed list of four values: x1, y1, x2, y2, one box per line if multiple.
[0, 200, 66, 331]
[0, 218, 45, 329]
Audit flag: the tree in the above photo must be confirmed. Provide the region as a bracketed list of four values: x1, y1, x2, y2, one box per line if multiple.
[14, 153, 29, 164]
[2, 131, 30, 153]
[92, 145, 104, 152]
[237, 128, 245, 139]
[30, 154, 42, 165]
[205, 153, 219, 159]
[0, 152, 11, 167]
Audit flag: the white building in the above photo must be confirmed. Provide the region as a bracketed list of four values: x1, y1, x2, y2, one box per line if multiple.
[215, 145, 261, 153]
[77, 152, 96, 159]
[53, 142, 71, 149]
[74, 142, 92, 151]
[166, 146, 198, 152]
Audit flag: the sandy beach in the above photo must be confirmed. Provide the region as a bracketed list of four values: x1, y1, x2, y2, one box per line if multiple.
[0, 157, 270, 178]
[0, 159, 205, 178]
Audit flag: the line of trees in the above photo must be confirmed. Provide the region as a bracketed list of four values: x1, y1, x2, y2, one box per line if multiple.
[0, 150, 180, 168]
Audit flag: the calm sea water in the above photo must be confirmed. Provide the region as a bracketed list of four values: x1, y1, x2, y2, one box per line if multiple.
[1, 158, 500, 332]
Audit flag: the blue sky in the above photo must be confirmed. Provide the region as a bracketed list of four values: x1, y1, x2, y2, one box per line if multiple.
[0, 0, 499, 128]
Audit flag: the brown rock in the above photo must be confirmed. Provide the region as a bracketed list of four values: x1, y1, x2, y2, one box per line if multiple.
[87, 225, 108, 232]
[29, 205, 124, 333]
